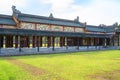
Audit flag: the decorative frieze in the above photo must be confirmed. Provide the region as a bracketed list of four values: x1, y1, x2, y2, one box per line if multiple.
[37, 24, 50, 31]
[51, 25, 63, 31]
[20, 22, 35, 30]
[75, 28, 84, 32]
[64, 27, 74, 32]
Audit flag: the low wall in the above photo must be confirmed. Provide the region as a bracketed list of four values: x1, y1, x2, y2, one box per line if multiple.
[0, 46, 120, 56]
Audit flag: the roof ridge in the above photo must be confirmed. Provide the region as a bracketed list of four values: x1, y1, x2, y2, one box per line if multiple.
[0, 14, 12, 18]
[19, 13, 81, 23]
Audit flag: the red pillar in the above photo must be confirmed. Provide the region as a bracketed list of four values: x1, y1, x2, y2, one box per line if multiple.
[52, 37, 55, 51]
[15, 35, 18, 48]
[27, 36, 30, 48]
[40, 36, 42, 47]
[32, 36, 36, 48]
[60, 37, 63, 47]
[36, 36, 40, 47]
[47, 36, 51, 47]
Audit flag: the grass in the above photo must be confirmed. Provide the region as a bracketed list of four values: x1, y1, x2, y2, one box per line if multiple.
[0, 50, 120, 80]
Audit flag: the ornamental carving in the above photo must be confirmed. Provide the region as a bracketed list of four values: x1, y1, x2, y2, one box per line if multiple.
[21, 22, 35, 30]
[37, 24, 50, 31]
[64, 27, 74, 32]
[51, 25, 63, 31]
[75, 28, 84, 32]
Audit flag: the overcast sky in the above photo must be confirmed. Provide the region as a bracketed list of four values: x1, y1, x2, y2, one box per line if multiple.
[0, 0, 120, 25]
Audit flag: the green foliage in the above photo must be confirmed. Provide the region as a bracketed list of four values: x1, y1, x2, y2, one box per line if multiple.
[0, 50, 120, 80]
[118, 24, 120, 29]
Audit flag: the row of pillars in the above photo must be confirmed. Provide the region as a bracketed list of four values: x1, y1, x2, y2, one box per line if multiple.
[0, 34, 120, 53]
[0, 35, 116, 48]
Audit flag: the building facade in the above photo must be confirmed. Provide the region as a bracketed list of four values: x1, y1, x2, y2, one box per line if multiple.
[0, 6, 120, 55]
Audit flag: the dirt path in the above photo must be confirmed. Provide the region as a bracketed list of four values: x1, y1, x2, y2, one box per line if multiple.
[4, 57, 46, 76]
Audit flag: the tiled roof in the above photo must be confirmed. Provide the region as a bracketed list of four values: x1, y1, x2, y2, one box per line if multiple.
[86, 25, 115, 32]
[17, 13, 85, 28]
[0, 14, 16, 26]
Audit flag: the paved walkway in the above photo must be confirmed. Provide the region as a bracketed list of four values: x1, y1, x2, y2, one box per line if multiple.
[0, 46, 120, 56]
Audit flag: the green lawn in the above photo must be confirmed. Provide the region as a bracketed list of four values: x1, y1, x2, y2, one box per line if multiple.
[0, 50, 120, 80]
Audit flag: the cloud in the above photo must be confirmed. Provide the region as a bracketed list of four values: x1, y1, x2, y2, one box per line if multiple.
[40, 0, 120, 25]
[82, 0, 120, 25]
[0, 0, 120, 25]
[0, 0, 27, 14]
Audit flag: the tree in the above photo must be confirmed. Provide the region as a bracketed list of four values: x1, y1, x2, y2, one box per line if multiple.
[118, 24, 120, 29]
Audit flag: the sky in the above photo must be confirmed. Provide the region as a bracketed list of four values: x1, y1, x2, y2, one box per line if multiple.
[0, 0, 120, 25]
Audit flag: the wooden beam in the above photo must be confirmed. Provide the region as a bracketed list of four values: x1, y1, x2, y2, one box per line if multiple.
[13, 16, 19, 29]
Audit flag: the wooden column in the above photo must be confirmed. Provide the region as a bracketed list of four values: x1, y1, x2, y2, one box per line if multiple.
[67, 37, 69, 46]
[105, 38, 107, 46]
[60, 37, 63, 47]
[15, 35, 18, 48]
[20, 36, 23, 48]
[63, 37, 65, 46]
[47, 36, 51, 48]
[19, 36, 21, 52]
[94, 38, 95, 46]
[65, 37, 68, 49]
[118, 33, 120, 46]
[52, 36, 55, 51]
[112, 36, 114, 46]
[89, 38, 91, 46]
[79, 38, 83, 46]
[74, 37, 78, 46]
[0, 35, 1, 54]
[60, 37, 65, 47]
[103, 38, 105, 47]
[3, 36, 6, 48]
[77, 37, 79, 50]
[0, 36, 3, 48]
[106, 38, 110, 46]
[32, 36, 36, 48]
[94, 38, 97, 48]
[37, 36, 40, 52]
[27, 36, 30, 48]
[40, 36, 42, 47]
[5, 35, 8, 48]
[11, 35, 13, 47]
[36, 36, 39, 47]
[89, 38, 91, 48]
[118, 34, 119, 46]
[87, 38, 89, 48]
